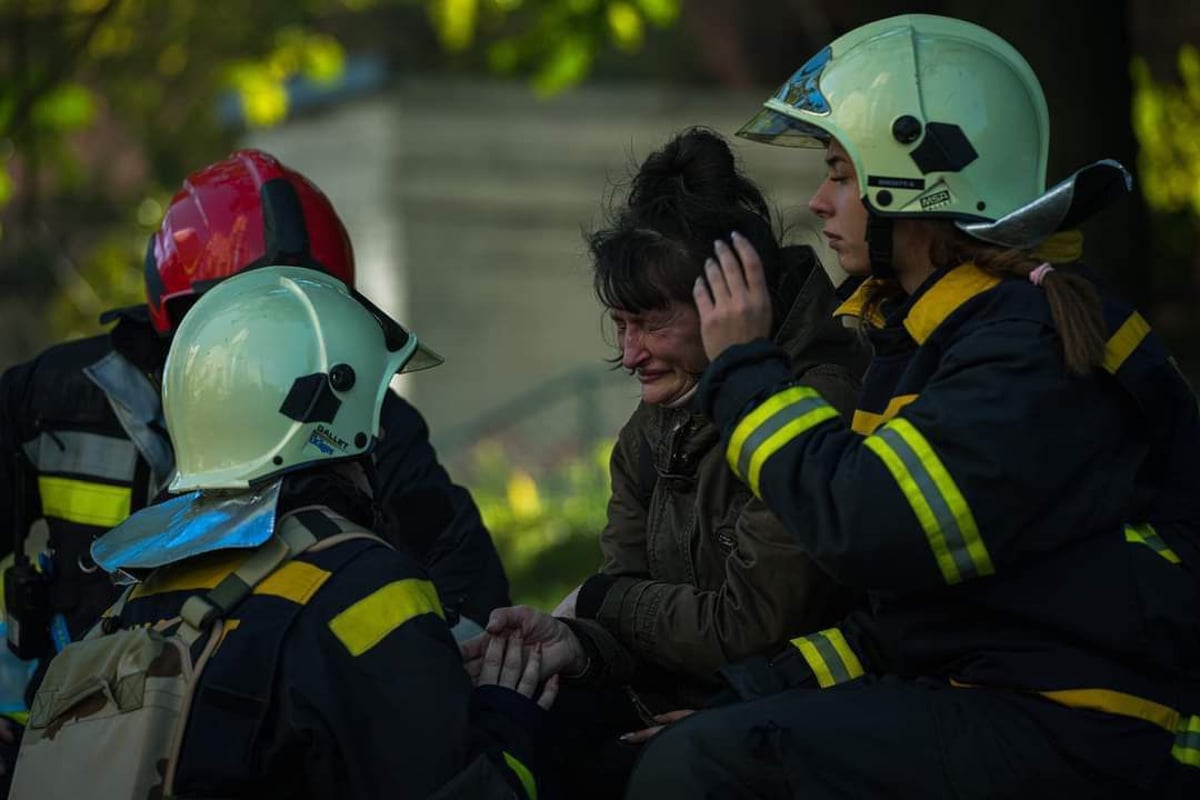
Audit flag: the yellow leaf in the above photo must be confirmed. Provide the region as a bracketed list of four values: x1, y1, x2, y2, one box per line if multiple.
[607, 2, 643, 51]
[230, 67, 290, 127]
[506, 469, 543, 521]
[0, 167, 10, 208]
[432, 0, 478, 52]
[302, 35, 346, 84]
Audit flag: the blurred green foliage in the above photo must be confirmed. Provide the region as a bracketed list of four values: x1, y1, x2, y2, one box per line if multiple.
[460, 0, 681, 96]
[1131, 45, 1200, 306]
[1133, 45, 1200, 218]
[462, 438, 613, 610]
[0, 0, 683, 350]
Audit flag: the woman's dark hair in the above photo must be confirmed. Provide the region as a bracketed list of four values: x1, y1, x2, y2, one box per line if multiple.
[588, 127, 784, 315]
[861, 221, 1106, 375]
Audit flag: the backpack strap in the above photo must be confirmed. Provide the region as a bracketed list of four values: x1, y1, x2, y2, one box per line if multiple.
[177, 506, 377, 645]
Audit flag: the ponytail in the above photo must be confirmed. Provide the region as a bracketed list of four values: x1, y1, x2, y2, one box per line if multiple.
[860, 222, 1107, 375]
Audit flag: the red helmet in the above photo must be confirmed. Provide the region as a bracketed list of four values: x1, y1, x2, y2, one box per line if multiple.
[145, 149, 356, 335]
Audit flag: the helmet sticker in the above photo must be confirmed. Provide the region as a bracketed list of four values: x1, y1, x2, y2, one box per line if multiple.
[773, 47, 832, 115]
[919, 189, 953, 211]
[867, 176, 926, 191]
[307, 424, 350, 456]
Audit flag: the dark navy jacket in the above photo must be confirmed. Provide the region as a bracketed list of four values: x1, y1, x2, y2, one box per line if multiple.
[115, 505, 537, 798]
[699, 262, 1200, 784]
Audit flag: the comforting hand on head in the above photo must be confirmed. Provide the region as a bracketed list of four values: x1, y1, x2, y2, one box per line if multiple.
[693, 232, 775, 361]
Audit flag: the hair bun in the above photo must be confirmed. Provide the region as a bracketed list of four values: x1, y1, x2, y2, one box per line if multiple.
[624, 128, 769, 233]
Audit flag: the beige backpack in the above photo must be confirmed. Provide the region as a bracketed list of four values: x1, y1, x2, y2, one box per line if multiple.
[8, 509, 372, 799]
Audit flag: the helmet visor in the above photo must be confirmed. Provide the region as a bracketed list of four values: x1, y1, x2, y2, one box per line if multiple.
[737, 46, 835, 148]
[736, 106, 831, 148]
[402, 339, 445, 374]
[349, 286, 445, 374]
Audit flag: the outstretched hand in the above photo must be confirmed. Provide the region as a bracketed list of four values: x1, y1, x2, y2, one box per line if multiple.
[471, 633, 560, 710]
[693, 232, 773, 361]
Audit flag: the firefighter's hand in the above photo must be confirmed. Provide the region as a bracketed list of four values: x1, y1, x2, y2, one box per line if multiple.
[462, 605, 587, 681]
[619, 709, 696, 744]
[694, 232, 773, 361]
[476, 634, 560, 710]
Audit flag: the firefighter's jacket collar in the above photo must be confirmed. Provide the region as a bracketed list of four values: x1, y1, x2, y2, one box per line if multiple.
[833, 262, 1001, 345]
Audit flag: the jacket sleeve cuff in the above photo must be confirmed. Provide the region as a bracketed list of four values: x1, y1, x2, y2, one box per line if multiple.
[574, 573, 617, 620]
[698, 339, 797, 432]
[560, 617, 638, 686]
[472, 684, 546, 736]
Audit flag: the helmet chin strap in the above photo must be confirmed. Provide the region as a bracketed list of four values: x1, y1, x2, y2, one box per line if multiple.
[866, 212, 897, 280]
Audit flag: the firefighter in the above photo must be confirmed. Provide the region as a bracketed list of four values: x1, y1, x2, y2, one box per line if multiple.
[11, 266, 549, 798]
[629, 14, 1200, 798]
[0, 150, 507, 674]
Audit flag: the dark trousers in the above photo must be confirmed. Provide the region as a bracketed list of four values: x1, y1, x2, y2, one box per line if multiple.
[543, 684, 646, 800]
[627, 676, 1193, 799]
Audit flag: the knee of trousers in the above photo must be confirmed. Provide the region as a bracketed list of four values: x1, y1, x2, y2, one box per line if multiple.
[626, 713, 748, 798]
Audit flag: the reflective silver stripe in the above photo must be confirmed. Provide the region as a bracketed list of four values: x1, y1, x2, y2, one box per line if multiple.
[84, 350, 174, 492]
[22, 430, 137, 482]
[809, 632, 853, 684]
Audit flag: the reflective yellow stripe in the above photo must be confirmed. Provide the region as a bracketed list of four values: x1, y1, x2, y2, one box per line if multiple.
[1103, 311, 1150, 374]
[503, 751, 537, 799]
[1173, 715, 1200, 768]
[37, 476, 130, 528]
[728, 387, 819, 471]
[904, 264, 1001, 345]
[1124, 523, 1182, 565]
[328, 579, 444, 657]
[256, 561, 332, 604]
[726, 386, 838, 498]
[864, 418, 993, 584]
[791, 627, 864, 688]
[131, 551, 245, 598]
[132, 553, 332, 604]
[1038, 688, 1180, 733]
[851, 394, 919, 435]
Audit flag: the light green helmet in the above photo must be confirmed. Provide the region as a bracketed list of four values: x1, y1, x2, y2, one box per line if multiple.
[739, 14, 1129, 249]
[162, 266, 441, 492]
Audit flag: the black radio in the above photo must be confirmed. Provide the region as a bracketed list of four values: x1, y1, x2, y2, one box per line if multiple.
[4, 559, 52, 660]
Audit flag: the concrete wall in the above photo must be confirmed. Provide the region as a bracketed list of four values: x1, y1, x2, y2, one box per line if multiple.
[246, 78, 834, 467]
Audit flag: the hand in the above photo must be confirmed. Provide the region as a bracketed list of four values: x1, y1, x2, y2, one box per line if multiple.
[693, 232, 773, 361]
[476, 634, 560, 710]
[552, 585, 581, 619]
[618, 709, 696, 744]
[462, 605, 587, 682]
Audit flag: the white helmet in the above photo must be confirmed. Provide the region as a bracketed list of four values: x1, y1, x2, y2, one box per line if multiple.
[162, 266, 441, 491]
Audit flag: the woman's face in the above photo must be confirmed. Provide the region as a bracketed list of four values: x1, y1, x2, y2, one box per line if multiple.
[611, 301, 709, 406]
[807, 138, 870, 277]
